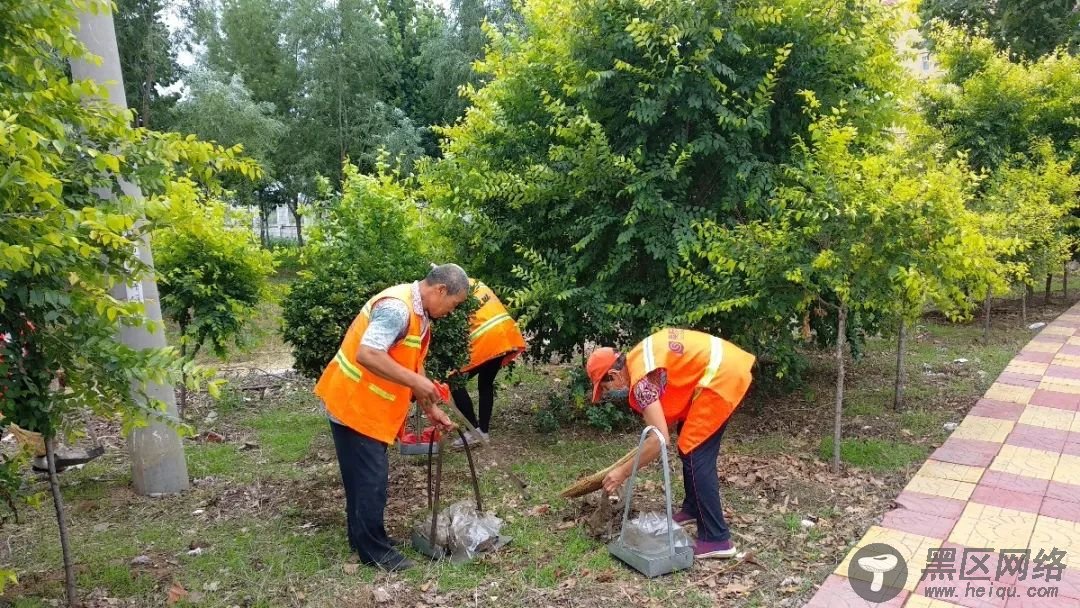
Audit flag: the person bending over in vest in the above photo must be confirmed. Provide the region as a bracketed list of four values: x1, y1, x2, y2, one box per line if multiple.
[314, 264, 470, 571]
[586, 328, 755, 560]
[450, 279, 527, 448]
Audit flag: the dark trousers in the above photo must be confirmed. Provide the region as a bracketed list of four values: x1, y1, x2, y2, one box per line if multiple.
[679, 422, 731, 542]
[329, 421, 396, 564]
[451, 357, 502, 433]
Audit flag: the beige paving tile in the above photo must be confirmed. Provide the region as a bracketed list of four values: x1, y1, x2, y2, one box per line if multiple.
[1052, 354, 1080, 368]
[1007, 361, 1050, 375]
[1053, 453, 1080, 486]
[984, 383, 1035, 405]
[951, 416, 1014, 443]
[1043, 326, 1076, 337]
[989, 444, 1060, 481]
[1027, 341, 1064, 353]
[905, 474, 976, 501]
[1018, 405, 1076, 431]
[1030, 515, 1080, 569]
[1041, 380, 1080, 394]
[947, 503, 1037, 551]
[917, 460, 985, 484]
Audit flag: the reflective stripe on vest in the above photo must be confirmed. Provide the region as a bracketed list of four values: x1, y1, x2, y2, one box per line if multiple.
[470, 313, 513, 341]
[694, 336, 724, 398]
[642, 335, 658, 373]
[334, 349, 362, 381]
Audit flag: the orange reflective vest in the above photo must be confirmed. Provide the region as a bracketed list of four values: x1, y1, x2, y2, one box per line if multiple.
[462, 280, 526, 373]
[314, 284, 429, 444]
[627, 328, 755, 454]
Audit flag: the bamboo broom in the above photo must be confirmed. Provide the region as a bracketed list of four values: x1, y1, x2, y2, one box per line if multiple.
[559, 447, 639, 498]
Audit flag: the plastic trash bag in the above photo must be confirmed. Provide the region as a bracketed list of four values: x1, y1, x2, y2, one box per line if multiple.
[415, 501, 504, 561]
[445, 502, 503, 561]
[621, 512, 692, 554]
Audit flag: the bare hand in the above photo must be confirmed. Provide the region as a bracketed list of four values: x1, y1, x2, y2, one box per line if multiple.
[603, 466, 628, 495]
[423, 404, 457, 432]
[412, 375, 441, 408]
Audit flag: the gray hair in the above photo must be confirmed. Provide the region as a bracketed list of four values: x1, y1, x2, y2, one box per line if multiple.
[424, 263, 469, 295]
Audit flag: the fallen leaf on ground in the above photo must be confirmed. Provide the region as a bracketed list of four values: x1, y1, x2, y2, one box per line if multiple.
[166, 582, 188, 605]
[373, 587, 392, 603]
[343, 563, 359, 575]
[525, 504, 550, 517]
[720, 582, 750, 596]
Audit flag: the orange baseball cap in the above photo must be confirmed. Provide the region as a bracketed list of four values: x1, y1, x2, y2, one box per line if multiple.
[586, 347, 619, 403]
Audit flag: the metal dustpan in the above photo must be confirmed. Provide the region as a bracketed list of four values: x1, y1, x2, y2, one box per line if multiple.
[399, 406, 438, 456]
[411, 428, 510, 562]
[607, 426, 694, 578]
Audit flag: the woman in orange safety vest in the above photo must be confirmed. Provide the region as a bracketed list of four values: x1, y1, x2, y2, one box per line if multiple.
[451, 280, 526, 447]
[587, 328, 755, 560]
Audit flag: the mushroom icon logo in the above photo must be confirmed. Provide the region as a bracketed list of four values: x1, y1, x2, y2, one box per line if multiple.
[847, 543, 908, 602]
[858, 553, 899, 592]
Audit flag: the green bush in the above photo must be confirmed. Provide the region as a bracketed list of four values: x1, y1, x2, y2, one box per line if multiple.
[282, 164, 473, 382]
[157, 202, 275, 362]
[427, 289, 481, 390]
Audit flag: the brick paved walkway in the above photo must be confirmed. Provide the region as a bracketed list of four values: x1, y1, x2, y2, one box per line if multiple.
[805, 305, 1080, 607]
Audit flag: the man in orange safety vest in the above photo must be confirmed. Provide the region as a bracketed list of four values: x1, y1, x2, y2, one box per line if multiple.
[315, 263, 469, 571]
[587, 328, 755, 559]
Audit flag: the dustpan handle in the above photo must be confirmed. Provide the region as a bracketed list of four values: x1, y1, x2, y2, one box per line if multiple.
[615, 425, 677, 558]
[427, 429, 443, 545]
[458, 428, 483, 512]
[425, 428, 484, 549]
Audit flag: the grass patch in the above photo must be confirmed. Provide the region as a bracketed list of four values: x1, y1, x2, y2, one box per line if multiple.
[818, 437, 927, 471]
[187, 443, 248, 479]
[249, 407, 327, 463]
[901, 408, 951, 437]
[730, 433, 789, 456]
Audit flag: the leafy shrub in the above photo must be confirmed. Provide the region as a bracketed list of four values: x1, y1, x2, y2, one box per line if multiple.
[427, 289, 481, 390]
[282, 164, 473, 381]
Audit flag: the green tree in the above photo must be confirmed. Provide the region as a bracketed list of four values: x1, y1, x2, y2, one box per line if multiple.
[171, 68, 286, 243]
[114, 0, 181, 128]
[920, 0, 1080, 60]
[155, 201, 275, 416]
[0, 0, 259, 602]
[678, 113, 1001, 472]
[282, 164, 430, 378]
[423, 0, 910, 372]
[922, 26, 1080, 173]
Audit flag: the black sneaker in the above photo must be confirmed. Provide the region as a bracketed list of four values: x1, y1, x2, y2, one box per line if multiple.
[375, 551, 415, 572]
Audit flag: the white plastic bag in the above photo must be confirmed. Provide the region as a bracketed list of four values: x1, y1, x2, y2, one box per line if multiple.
[445, 502, 503, 561]
[415, 500, 504, 561]
[621, 512, 691, 554]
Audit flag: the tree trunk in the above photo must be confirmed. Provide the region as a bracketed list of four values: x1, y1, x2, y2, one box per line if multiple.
[1022, 289, 1028, 325]
[291, 194, 303, 246]
[832, 306, 847, 475]
[1046, 273, 1053, 306]
[1065, 263, 1069, 300]
[46, 438, 77, 607]
[894, 318, 907, 411]
[984, 287, 992, 345]
[259, 204, 269, 248]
